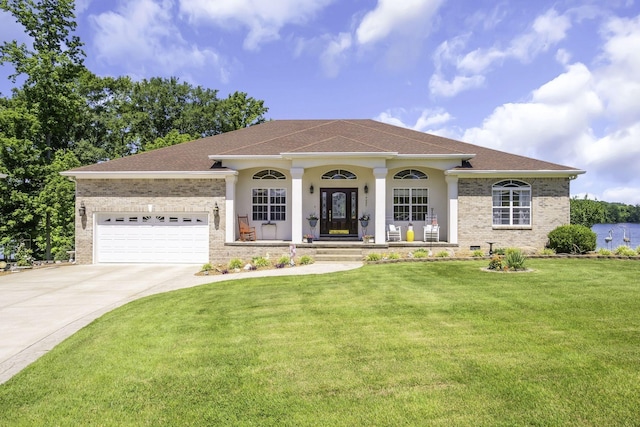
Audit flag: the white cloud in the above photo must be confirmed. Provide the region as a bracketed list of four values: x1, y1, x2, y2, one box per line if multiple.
[355, 0, 443, 46]
[319, 32, 352, 78]
[602, 186, 640, 205]
[75, 0, 93, 15]
[595, 14, 640, 126]
[428, 73, 485, 97]
[178, 0, 333, 51]
[90, 0, 229, 83]
[432, 8, 572, 97]
[462, 63, 602, 162]
[375, 107, 453, 133]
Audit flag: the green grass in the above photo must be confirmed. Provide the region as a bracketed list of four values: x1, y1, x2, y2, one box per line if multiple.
[1, 259, 640, 426]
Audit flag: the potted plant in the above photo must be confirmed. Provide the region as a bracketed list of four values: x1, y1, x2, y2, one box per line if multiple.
[307, 213, 318, 228]
[303, 234, 314, 243]
[363, 235, 374, 244]
[359, 213, 370, 228]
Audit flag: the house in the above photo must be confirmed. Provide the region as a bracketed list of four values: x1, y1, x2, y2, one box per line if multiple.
[61, 119, 584, 264]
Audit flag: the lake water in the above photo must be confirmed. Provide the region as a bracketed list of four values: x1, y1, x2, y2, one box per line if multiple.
[591, 223, 640, 250]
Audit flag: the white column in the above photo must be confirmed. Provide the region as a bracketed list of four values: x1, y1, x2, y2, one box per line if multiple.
[373, 168, 388, 244]
[225, 174, 237, 243]
[445, 175, 459, 244]
[290, 168, 304, 244]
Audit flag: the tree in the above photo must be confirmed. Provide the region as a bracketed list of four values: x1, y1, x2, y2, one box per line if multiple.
[570, 196, 607, 227]
[1, 0, 86, 155]
[145, 129, 196, 151]
[218, 91, 268, 133]
[35, 150, 79, 260]
[0, 0, 86, 259]
[0, 103, 44, 258]
[130, 77, 221, 152]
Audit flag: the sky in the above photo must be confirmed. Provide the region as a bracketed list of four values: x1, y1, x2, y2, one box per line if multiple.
[1, 0, 640, 204]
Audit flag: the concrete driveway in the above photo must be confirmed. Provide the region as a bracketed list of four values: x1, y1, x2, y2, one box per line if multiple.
[0, 262, 361, 384]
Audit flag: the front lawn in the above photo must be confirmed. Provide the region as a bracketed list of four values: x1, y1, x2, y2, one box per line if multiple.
[1, 259, 639, 426]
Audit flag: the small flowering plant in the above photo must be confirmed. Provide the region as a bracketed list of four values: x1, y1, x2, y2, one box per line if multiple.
[303, 234, 314, 239]
[307, 213, 319, 220]
[359, 213, 370, 221]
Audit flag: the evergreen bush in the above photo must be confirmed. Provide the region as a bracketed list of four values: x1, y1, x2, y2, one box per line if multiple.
[547, 224, 596, 254]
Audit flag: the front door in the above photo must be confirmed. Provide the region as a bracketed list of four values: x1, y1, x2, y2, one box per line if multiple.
[320, 188, 358, 237]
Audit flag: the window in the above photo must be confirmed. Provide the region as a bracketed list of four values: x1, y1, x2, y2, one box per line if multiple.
[393, 188, 429, 221]
[394, 169, 428, 180]
[492, 180, 531, 226]
[322, 169, 357, 180]
[252, 188, 286, 221]
[253, 169, 286, 180]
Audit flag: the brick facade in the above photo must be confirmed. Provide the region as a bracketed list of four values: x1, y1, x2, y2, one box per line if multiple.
[75, 176, 571, 264]
[457, 177, 570, 252]
[75, 178, 226, 264]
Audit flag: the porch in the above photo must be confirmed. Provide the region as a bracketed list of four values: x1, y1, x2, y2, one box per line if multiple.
[220, 239, 459, 263]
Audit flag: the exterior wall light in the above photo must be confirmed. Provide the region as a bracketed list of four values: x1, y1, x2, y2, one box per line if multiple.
[78, 201, 86, 217]
[309, 184, 314, 194]
[364, 184, 369, 194]
[213, 202, 219, 215]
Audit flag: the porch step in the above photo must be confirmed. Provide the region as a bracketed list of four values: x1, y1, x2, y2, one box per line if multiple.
[314, 247, 363, 262]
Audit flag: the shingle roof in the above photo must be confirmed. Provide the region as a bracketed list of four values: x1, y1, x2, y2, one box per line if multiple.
[66, 119, 582, 173]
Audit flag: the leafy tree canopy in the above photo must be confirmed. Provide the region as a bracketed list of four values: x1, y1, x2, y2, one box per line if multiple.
[0, 1, 269, 261]
[570, 196, 640, 227]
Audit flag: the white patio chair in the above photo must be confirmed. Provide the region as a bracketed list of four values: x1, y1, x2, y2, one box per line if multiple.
[423, 224, 440, 242]
[387, 224, 402, 241]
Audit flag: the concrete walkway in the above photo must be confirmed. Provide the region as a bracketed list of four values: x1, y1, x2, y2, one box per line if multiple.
[0, 262, 362, 384]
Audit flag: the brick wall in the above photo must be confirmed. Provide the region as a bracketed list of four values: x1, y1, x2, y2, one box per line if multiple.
[75, 178, 226, 264]
[457, 178, 570, 252]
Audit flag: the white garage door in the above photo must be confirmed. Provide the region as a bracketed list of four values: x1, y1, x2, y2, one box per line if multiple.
[95, 213, 209, 263]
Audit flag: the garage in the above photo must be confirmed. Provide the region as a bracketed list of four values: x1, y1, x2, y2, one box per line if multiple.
[95, 213, 209, 263]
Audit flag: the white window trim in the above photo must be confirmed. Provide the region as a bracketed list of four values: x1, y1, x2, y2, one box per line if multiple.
[392, 187, 429, 222]
[492, 180, 532, 228]
[252, 187, 287, 222]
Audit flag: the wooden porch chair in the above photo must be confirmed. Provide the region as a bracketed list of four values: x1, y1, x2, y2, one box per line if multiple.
[387, 224, 402, 242]
[237, 214, 257, 241]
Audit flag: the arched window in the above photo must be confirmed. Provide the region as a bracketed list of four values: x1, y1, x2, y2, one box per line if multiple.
[322, 169, 357, 180]
[394, 169, 428, 180]
[252, 170, 286, 222]
[253, 169, 286, 180]
[492, 180, 531, 226]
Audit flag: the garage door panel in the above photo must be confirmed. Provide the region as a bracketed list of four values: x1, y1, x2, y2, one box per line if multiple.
[96, 214, 209, 264]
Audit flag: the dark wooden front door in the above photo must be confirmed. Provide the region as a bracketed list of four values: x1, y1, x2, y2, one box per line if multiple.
[320, 188, 358, 237]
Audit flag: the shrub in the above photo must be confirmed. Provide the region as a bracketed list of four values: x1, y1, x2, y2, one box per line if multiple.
[637, 246, 640, 255]
[493, 248, 506, 255]
[299, 255, 314, 265]
[54, 245, 72, 262]
[413, 249, 429, 258]
[252, 256, 271, 268]
[15, 244, 33, 266]
[472, 249, 484, 257]
[201, 263, 213, 272]
[387, 252, 401, 260]
[228, 258, 244, 270]
[435, 250, 450, 258]
[597, 248, 612, 256]
[539, 248, 556, 256]
[614, 245, 636, 257]
[505, 248, 526, 270]
[488, 255, 503, 270]
[277, 255, 291, 266]
[547, 224, 596, 254]
[365, 253, 382, 261]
